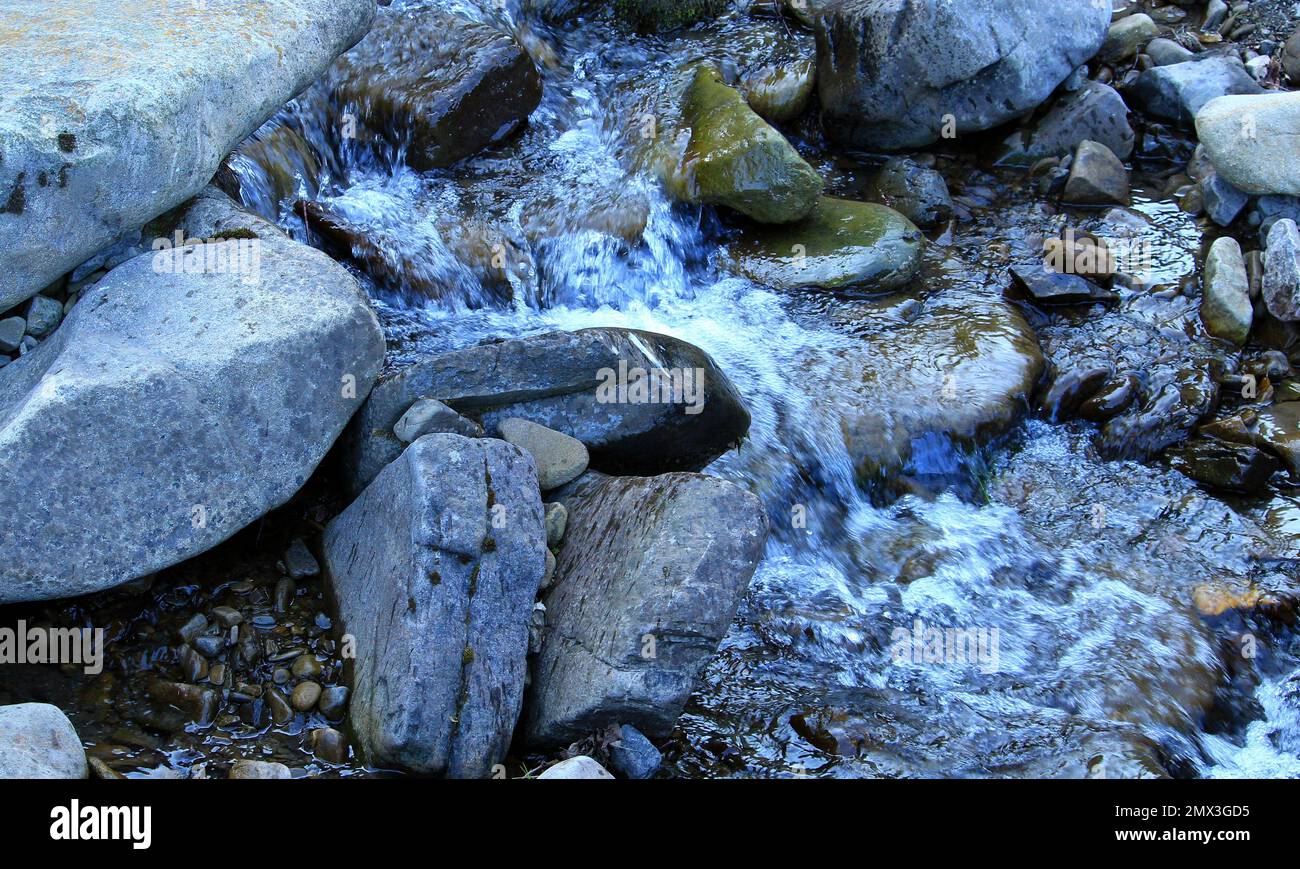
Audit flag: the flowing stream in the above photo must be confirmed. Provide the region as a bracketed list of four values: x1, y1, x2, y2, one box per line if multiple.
[217, 1, 1300, 777]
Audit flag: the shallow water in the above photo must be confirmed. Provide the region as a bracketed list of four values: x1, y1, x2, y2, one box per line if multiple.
[11, 0, 1299, 778]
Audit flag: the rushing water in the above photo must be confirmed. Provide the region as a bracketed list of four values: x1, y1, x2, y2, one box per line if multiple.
[218, 0, 1300, 778]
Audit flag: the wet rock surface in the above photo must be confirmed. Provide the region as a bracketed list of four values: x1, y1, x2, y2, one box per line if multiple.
[324, 434, 545, 777]
[525, 471, 767, 747]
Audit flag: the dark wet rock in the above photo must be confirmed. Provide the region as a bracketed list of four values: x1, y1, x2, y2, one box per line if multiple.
[740, 58, 817, 124]
[997, 82, 1135, 166]
[863, 158, 953, 228]
[1252, 195, 1300, 242]
[1200, 170, 1250, 226]
[537, 755, 614, 779]
[291, 682, 322, 713]
[0, 703, 86, 779]
[681, 65, 822, 223]
[1036, 307, 1224, 459]
[1201, 404, 1300, 477]
[815, 0, 1109, 150]
[330, 1, 542, 172]
[1099, 13, 1158, 64]
[1167, 438, 1280, 495]
[283, 539, 320, 581]
[0, 190, 385, 604]
[229, 759, 291, 780]
[1202, 236, 1253, 345]
[274, 579, 296, 614]
[1128, 57, 1264, 127]
[394, 398, 483, 443]
[1062, 140, 1131, 206]
[524, 472, 767, 747]
[264, 686, 294, 725]
[608, 724, 662, 779]
[318, 686, 350, 721]
[177, 613, 208, 645]
[291, 655, 322, 680]
[323, 434, 545, 777]
[309, 727, 349, 764]
[1197, 92, 1300, 197]
[1008, 264, 1117, 306]
[0, 0, 375, 312]
[614, 0, 726, 34]
[1263, 218, 1300, 321]
[344, 328, 750, 495]
[497, 418, 589, 491]
[722, 197, 923, 292]
[148, 680, 219, 726]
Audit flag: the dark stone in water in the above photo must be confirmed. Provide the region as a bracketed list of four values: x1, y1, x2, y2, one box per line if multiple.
[329, 2, 542, 172]
[1009, 264, 1118, 306]
[1167, 438, 1281, 495]
[343, 328, 751, 496]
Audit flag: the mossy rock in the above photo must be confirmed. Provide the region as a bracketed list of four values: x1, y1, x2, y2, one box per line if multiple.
[614, 0, 728, 33]
[723, 196, 924, 292]
[683, 64, 822, 224]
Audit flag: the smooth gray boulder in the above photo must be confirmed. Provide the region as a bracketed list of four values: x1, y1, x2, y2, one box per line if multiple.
[998, 81, 1134, 166]
[497, 418, 589, 491]
[524, 472, 767, 748]
[1197, 92, 1300, 197]
[344, 328, 751, 495]
[0, 703, 86, 779]
[1129, 56, 1264, 126]
[537, 756, 615, 779]
[0, 190, 385, 603]
[1264, 218, 1300, 322]
[815, 0, 1110, 150]
[0, 0, 376, 312]
[322, 434, 546, 777]
[1202, 236, 1252, 344]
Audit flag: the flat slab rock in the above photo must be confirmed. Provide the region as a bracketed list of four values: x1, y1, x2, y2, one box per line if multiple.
[0, 190, 385, 603]
[344, 327, 751, 495]
[0, 0, 376, 311]
[323, 434, 546, 777]
[523, 471, 768, 748]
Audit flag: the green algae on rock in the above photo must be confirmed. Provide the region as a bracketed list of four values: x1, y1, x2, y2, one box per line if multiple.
[614, 0, 727, 33]
[683, 65, 823, 223]
[723, 196, 923, 292]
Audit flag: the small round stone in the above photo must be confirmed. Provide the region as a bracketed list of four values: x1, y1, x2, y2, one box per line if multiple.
[291, 681, 322, 713]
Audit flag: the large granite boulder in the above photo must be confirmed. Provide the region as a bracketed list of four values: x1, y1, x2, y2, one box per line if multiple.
[0, 190, 385, 603]
[322, 434, 546, 777]
[0, 0, 376, 312]
[815, 0, 1109, 150]
[344, 328, 751, 495]
[0, 703, 86, 779]
[1197, 91, 1300, 197]
[523, 471, 767, 747]
[330, 0, 541, 171]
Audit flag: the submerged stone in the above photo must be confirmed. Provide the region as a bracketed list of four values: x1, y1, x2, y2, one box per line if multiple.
[723, 197, 923, 292]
